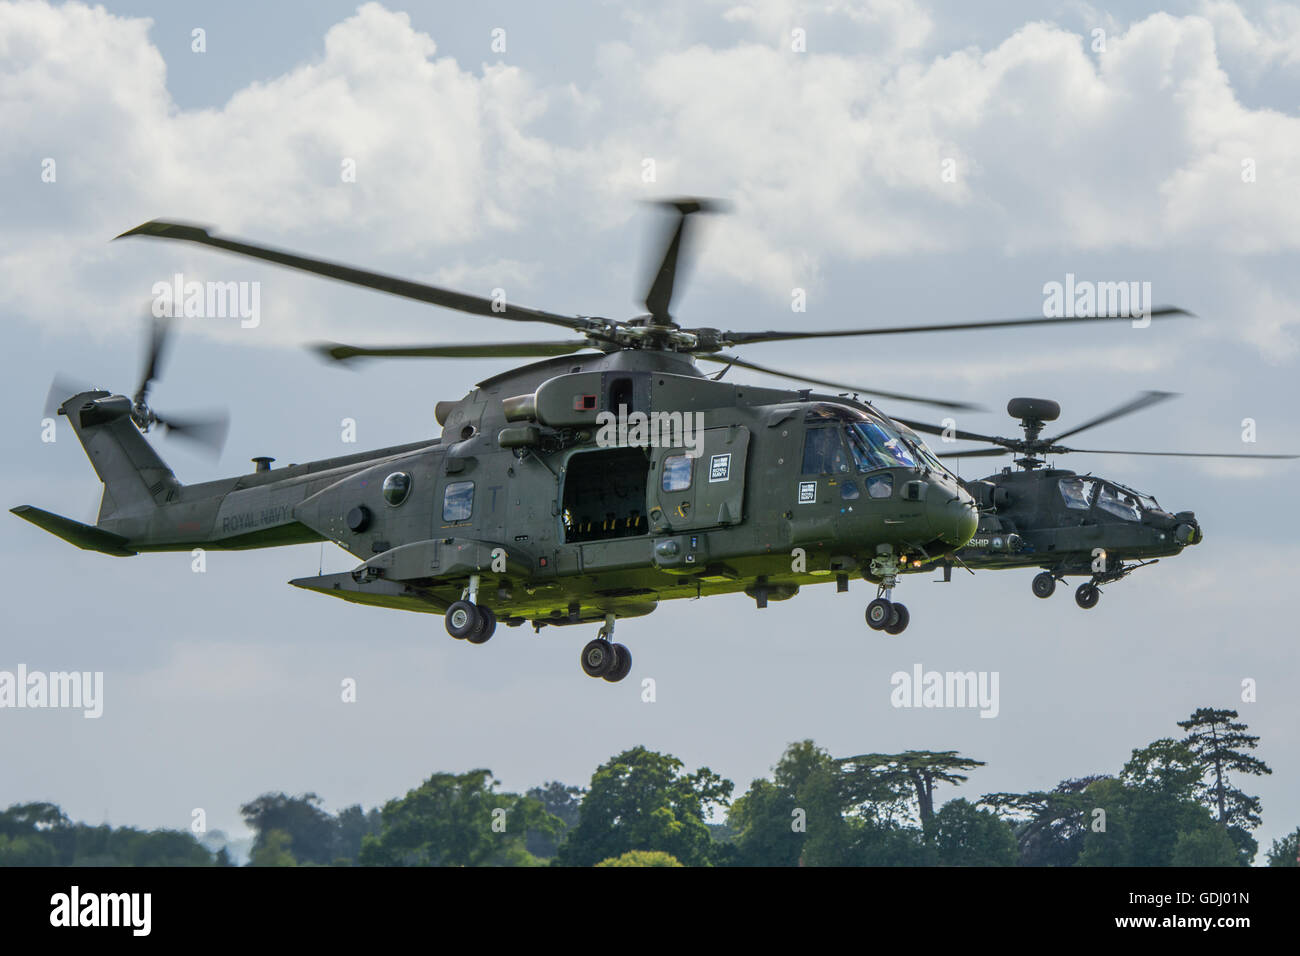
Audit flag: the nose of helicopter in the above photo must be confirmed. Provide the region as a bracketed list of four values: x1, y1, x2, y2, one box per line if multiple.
[1173, 512, 1202, 545]
[927, 481, 979, 546]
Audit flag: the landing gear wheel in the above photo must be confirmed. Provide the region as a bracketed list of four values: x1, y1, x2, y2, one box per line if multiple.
[865, 598, 894, 631]
[1075, 583, 1100, 609]
[466, 606, 496, 644]
[1032, 572, 1057, 599]
[445, 600, 482, 640]
[603, 643, 632, 683]
[581, 639, 615, 678]
[883, 603, 910, 635]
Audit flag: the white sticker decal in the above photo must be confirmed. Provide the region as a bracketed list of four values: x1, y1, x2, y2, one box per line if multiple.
[709, 453, 731, 482]
[798, 481, 817, 504]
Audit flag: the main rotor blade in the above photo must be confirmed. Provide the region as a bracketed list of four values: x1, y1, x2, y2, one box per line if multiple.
[117, 221, 587, 332]
[642, 199, 725, 326]
[312, 340, 595, 363]
[697, 354, 981, 411]
[935, 447, 1010, 459]
[1049, 390, 1178, 442]
[1061, 447, 1298, 460]
[891, 417, 1007, 446]
[719, 308, 1192, 347]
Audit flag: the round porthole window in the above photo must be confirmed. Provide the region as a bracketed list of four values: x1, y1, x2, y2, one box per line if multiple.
[383, 472, 411, 506]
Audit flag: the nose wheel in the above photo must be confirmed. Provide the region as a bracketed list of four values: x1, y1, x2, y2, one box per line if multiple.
[580, 615, 632, 682]
[865, 549, 910, 635]
[866, 598, 910, 635]
[1031, 572, 1057, 599]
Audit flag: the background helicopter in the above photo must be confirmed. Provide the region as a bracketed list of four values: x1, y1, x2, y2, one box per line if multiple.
[13, 200, 1192, 680]
[894, 393, 1296, 608]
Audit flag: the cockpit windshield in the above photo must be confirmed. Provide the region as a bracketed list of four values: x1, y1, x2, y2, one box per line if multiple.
[801, 402, 958, 478]
[1058, 476, 1096, 510]
[1097, 484, 1141, 521]
[845, 420, 918, 472]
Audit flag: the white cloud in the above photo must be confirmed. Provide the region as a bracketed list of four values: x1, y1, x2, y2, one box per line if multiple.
[2, 0, 1299, 355]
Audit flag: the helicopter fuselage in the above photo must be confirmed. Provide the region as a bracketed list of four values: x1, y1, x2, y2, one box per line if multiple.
[22, 350, 978, 631]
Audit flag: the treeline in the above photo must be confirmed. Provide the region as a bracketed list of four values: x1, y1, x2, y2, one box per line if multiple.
[3, 707, 1296, 867]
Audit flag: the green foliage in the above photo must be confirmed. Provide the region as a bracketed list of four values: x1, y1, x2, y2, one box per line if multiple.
[525, 781, 583, 858]
[595, 850, 683, 867]
[729, 740, 847, 866]
[927, 798, 1018, 866]
[1266, 827, 1299, 867]
[1177, 708, 1270, 849]
[982, 775, 1107, 867]
[1076, 743, 1245, 867]
[0, 802, 216, 867]
[240, 793, 338, 866]
[838, 751, 985, 828]
[249, 829, 297, 867]
[359, 769, 559, 867]
[1170, 825, 1242, 866]
[557, 746, 732, 867]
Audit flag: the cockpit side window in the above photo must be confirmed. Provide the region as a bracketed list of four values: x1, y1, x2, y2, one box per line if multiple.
[1097, 484, 1141, 521]
[1058, 477, 1096, 510]
[802, 427, 851, 474]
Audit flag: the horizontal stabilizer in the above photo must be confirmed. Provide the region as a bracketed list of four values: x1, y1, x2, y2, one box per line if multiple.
[289, 572, 447, 613]
[10, 506, 137, 556]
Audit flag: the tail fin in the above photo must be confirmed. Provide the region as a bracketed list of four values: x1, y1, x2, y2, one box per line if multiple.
[60, 391, 180, 521]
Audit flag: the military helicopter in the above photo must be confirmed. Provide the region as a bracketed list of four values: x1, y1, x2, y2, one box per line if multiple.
[12, 200, 1189, 680]
[894, 394, 1296, 608]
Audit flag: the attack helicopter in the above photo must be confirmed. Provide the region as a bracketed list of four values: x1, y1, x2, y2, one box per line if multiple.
[12, 200, 1190, 681]
[894, 394, 1296, 608]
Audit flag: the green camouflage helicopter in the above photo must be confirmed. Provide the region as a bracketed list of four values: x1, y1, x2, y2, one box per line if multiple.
[11, 201, 1189, 681]
[895, 394, 1296, 608]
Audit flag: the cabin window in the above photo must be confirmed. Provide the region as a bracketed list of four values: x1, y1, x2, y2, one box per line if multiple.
[662, 454, 694, 492]
[840, 480, 860, 500]
[383, 472, 412, 506]
[443, 481, 475, 522]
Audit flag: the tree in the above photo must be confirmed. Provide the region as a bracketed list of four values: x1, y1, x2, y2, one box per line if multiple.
[334, 805, 383, 864]
[249, 829, 297, 867]
[1077, 741, 1241, 867]
[1266, 827, 1299, 867]
[595, 850, 683, 867]
[982, 775, 1108, 867]
[1177, 708, 1270, 862]
[838, 751, 985, 830]
[525, 782, 583, 859]
[359, 769, 558, 867]
[240, 793, 338, 866]
[1171, 825, 1241, 866]
[729, 741, 848, 866]
[928, 798, 1018, 866]
[557, 746, 732, 867]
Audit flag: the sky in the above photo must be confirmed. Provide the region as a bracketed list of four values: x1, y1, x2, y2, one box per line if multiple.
[1, 0, 1298, 861]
